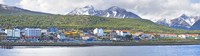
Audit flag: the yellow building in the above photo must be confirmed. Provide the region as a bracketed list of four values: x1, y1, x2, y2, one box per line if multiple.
[64, 30, 80, 35]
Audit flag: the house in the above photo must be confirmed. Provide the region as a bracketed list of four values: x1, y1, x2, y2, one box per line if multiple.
[132, 35, 141, 41]
[195, 36, 200, 39]
[5, 28, 21, 40]
[160, 34, 178, 38]
[178, 34, 199, 39]
[109, 30, 118, 38]
[82, 34, 96, 41]
[185, 34, 199, 38]
[64, 30, 80, 36]
[116, 30, 131, 37]
[41, 29, 48, 33]
[112, 37, 122, 41]
[57, 33, 67, 41]
[93, 28, 104, 36]
[141, 34, 156, 40]
[0, 28, 5, 33]
[133, 32, 144, 36]
[178, 34, 186, 39]
[48, 26, 59, 33]
[0, 33, 7, 42]
[141, 34, 151, 38]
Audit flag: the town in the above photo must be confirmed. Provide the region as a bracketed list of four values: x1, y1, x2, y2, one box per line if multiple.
[0, 26, 200, 43]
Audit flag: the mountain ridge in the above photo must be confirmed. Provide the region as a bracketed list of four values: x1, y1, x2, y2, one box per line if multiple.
[191, 20, 200, 30]
[0, 4, 52, 15]
[156, 14, 200, 30]
[68, 5, 141, 19]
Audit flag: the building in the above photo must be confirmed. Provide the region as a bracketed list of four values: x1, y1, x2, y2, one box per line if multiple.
[93, 28, 98, 34]
[133, 32, 144, 36]
[82, 34, 96, 41]
[160, 34, 177, 38]
[185, 34, 199, 38]
[178, 34, 199, 39]
[109, 30, 118, 38]
[57, 33, 67, 40]
[23, 28, 42, 42]
[0, 33, 7, 41]
[5, 29, 21, 40]
[24, 28, 42, 38]
[48, 26, 59, 33]
[41, 29, 48, 33]
[141, 34, 152, 38]
[116, 30, 131, 37]
[0, 28, 5, 33]
[140, 34, 155, 40]
[93, 28, 104, 36]
[178, 34, 186, 39]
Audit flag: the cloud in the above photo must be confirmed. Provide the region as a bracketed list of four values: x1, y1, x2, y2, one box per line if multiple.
[18, 0, 105, 14]
[18, 0, 200, 21]
[0, 0, 4, 4]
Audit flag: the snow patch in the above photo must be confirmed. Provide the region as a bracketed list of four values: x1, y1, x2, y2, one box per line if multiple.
[123, 15, 126, 18]
[112, 11, 117, 17]
[184, 18, 195, 26]
[106, 12, 110, 17]
[2, 5, 8, 10]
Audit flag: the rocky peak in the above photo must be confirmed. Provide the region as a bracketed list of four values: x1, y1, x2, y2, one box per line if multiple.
[107, 6, 126, 11]
[180, 14, 189, 19]
[83, 5, 94, 10]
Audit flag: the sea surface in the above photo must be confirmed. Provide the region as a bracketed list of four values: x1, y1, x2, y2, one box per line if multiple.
[0, 45, 200, 56]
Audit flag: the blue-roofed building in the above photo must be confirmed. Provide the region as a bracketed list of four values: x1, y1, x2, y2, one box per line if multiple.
[48, 26, 59, 33]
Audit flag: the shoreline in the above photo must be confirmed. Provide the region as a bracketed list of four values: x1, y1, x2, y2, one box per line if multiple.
[1, 42, 200, 46]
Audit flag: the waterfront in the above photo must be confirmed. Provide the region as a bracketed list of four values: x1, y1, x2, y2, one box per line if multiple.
[1, 45, 200, 56]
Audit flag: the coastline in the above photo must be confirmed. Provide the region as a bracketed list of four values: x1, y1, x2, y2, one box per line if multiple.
[1, 41, 200, 46]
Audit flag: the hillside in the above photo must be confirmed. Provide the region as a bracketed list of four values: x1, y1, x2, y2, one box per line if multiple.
[0, 15, 199, 34]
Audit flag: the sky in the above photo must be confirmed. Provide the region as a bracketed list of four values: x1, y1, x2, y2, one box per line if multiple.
[1, 0, 200, 21]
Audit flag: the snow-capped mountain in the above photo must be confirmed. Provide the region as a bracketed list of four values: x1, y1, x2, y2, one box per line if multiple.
[171, 14, 197, 26]
[156, 14, 200, 30]
[0, 4, 23, 11]
[68, 5, 141, 19]
[68, 5, 97, 15]
[191, 20, 200, 30]
[0, 4, 51, 15]
[156, 18, 171, 26]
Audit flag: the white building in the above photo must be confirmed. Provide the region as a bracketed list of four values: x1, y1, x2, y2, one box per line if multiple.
[5, 29, 21, 38]
[93, 28, 104, 36]
[98, 28, 104, 36]
[116, 30, 131, 37]
[41, 29, 48, 33]
[24, 28, 41, 38]
[93, 28, 98, 34]
[178, 34, 186, 39]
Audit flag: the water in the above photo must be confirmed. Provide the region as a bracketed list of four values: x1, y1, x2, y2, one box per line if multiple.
[0, 45, 200, 56]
